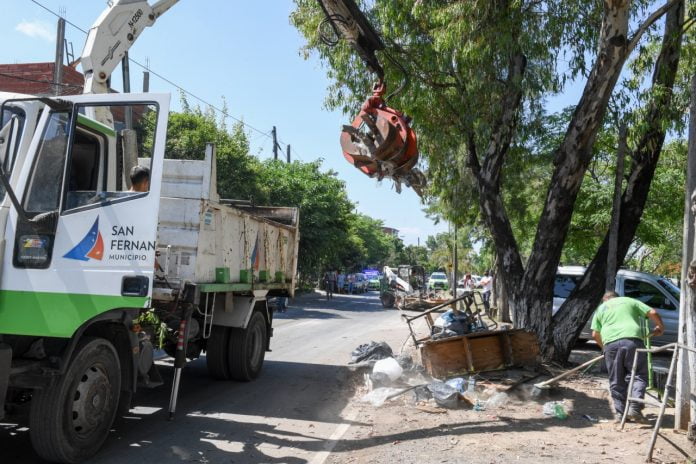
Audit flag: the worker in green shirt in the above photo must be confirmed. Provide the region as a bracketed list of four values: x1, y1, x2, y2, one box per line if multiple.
[591, 291, 665, 423]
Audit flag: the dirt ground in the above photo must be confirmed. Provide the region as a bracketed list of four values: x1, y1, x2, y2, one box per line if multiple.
[326, 347, 696, 464]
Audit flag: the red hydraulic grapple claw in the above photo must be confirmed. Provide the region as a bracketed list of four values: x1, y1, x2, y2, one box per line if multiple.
[340, 81, 425, 196]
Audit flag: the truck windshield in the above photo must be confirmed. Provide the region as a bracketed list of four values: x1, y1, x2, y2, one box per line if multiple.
[0, 105, 27, 202]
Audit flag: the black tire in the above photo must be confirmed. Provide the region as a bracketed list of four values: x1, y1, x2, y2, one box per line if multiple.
[206, 325, 231, 380]
[381, 292, 395, 308]
[29, 337, 121, 464]
[228, 311, 267, 381]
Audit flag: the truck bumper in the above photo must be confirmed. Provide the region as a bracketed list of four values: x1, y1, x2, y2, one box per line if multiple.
[0, 343, 11, 420]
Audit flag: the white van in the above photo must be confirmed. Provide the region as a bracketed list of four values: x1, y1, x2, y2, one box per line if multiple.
[553, 266, 680, 345]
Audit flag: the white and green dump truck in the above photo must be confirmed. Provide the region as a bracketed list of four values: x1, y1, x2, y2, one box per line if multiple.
[0, 92, 299, 462]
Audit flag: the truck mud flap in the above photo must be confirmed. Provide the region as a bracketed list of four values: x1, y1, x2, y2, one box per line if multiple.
[0, 343, 11, 420]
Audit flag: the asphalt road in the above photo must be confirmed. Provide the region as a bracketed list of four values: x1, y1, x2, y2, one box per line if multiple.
[0, 291, 406, 464]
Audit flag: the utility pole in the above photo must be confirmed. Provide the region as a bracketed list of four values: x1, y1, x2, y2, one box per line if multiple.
[53, 17, 66, 96]
[272, 126, 278, 160]
[606, 123, 627, 291]
[142, 57, 150, 92]
[676, 74, 696, 437]
[121, 51, 132, 129]
[286, 144, 291, 163]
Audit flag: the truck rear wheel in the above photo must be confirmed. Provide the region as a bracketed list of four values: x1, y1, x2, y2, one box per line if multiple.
[206, 325, 231, 380]
[228, 311, 267, 381]
[29, 337, 121, 464]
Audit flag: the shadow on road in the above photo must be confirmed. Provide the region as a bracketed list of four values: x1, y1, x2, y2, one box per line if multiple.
[0, 359, 366, 464]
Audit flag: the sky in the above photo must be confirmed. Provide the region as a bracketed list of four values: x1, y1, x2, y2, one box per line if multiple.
[0, 0, 449, 245]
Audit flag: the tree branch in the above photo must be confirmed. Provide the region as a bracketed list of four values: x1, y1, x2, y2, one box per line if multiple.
[481, 53, 527, 190]
[627, 0, 679, 55]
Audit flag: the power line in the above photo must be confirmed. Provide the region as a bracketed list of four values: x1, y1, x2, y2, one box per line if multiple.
[27, 0, 307, 154]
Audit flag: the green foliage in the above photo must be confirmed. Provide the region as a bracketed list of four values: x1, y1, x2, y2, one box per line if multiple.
[155, 97, 405, 284]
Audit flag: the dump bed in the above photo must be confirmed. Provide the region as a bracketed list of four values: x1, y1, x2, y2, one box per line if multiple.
[144, 145, 299, 297]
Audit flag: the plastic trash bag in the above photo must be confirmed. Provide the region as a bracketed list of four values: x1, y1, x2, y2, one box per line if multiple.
[427, 381, 460, 409]
[361, 387, 404, 407]
[432, 310, 471, 339]
[445, 377, 466, 392]
[350, 341, 393, 364]
[372, 357, 403, 382]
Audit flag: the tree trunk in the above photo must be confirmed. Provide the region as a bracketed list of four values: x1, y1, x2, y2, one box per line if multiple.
[550, 0, 684, 363]
[606, 124, 627, 291]
[518, 0, 634, 357]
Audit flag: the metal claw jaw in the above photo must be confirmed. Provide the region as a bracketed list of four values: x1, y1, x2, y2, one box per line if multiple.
[340, 82, 426, 196]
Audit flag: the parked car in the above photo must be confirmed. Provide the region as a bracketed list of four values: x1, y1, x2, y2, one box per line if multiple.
[368, 274, 382, 291]
[428, 272, 449, 291]
[344, 273, 368, 293]
[553, 266, 680, 345]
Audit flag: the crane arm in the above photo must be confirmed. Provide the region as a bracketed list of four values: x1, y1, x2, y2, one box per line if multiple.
[81, 0, 179, 94]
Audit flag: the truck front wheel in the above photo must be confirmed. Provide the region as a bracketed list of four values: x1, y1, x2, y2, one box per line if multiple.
[30, 337, 121, 464]
[228, 311, 267, 381]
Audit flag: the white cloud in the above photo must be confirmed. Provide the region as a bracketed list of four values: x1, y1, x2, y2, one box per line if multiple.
[15, 19, 54, 42]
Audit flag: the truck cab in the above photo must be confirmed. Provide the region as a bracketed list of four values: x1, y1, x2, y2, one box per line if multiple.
[0, 93, 170, 463]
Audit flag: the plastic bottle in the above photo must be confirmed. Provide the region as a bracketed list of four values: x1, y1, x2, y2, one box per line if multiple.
[553, 403, 568, 419]
[467, 376, 476, 393]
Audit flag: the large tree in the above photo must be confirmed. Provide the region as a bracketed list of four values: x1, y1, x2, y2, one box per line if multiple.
[292, 0, 691, 360]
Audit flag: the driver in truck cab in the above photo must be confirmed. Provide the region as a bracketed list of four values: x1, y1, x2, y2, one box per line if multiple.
[129, 165, 150, 192]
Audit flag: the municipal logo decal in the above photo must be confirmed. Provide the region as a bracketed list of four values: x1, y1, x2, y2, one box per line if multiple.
[63, 217, 104, 261]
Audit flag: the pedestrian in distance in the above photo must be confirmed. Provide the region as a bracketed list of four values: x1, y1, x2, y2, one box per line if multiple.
[479, 271, 492, 311]
[324, 271, 333, 300]
[591, 291, 665, 424]
[329, 271, 338, 298]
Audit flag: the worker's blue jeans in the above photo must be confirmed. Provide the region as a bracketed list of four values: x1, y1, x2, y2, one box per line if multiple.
[604, 338, 647, 414]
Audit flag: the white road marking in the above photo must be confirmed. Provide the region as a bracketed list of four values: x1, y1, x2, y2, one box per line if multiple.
[308, 406, 358, 464]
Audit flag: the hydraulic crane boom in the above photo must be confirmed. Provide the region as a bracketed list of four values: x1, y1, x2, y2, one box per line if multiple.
[81, 0, 178, 94]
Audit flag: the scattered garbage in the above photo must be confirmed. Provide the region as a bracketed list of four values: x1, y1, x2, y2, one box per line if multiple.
[473, 399, 486, 411]
[445, 377, 466, 392]
[372, 357, 403, 382]
[582, 414, 598, 423]
[413, 385, 432, 402]
[543, 401, 569, 419]
[431, 309, 471, 339]
[427, 381, 460, 409]
[395, 353, 414, 370]
[467, 377, 476, 393]
[485, 392, 509, 408]
[350, 341, 393, 364]
[361, 387, 404, 407]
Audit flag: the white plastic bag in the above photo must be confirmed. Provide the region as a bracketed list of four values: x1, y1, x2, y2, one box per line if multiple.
[360, 387, 404, 407]
[372, 357, 403, 382]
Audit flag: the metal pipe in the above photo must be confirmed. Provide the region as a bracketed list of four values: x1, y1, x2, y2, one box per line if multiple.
[646, 347, 680, 461]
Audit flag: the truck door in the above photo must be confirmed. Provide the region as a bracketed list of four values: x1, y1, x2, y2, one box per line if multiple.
[620, 277, 679, 345]
[0, 93, 170, 338]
